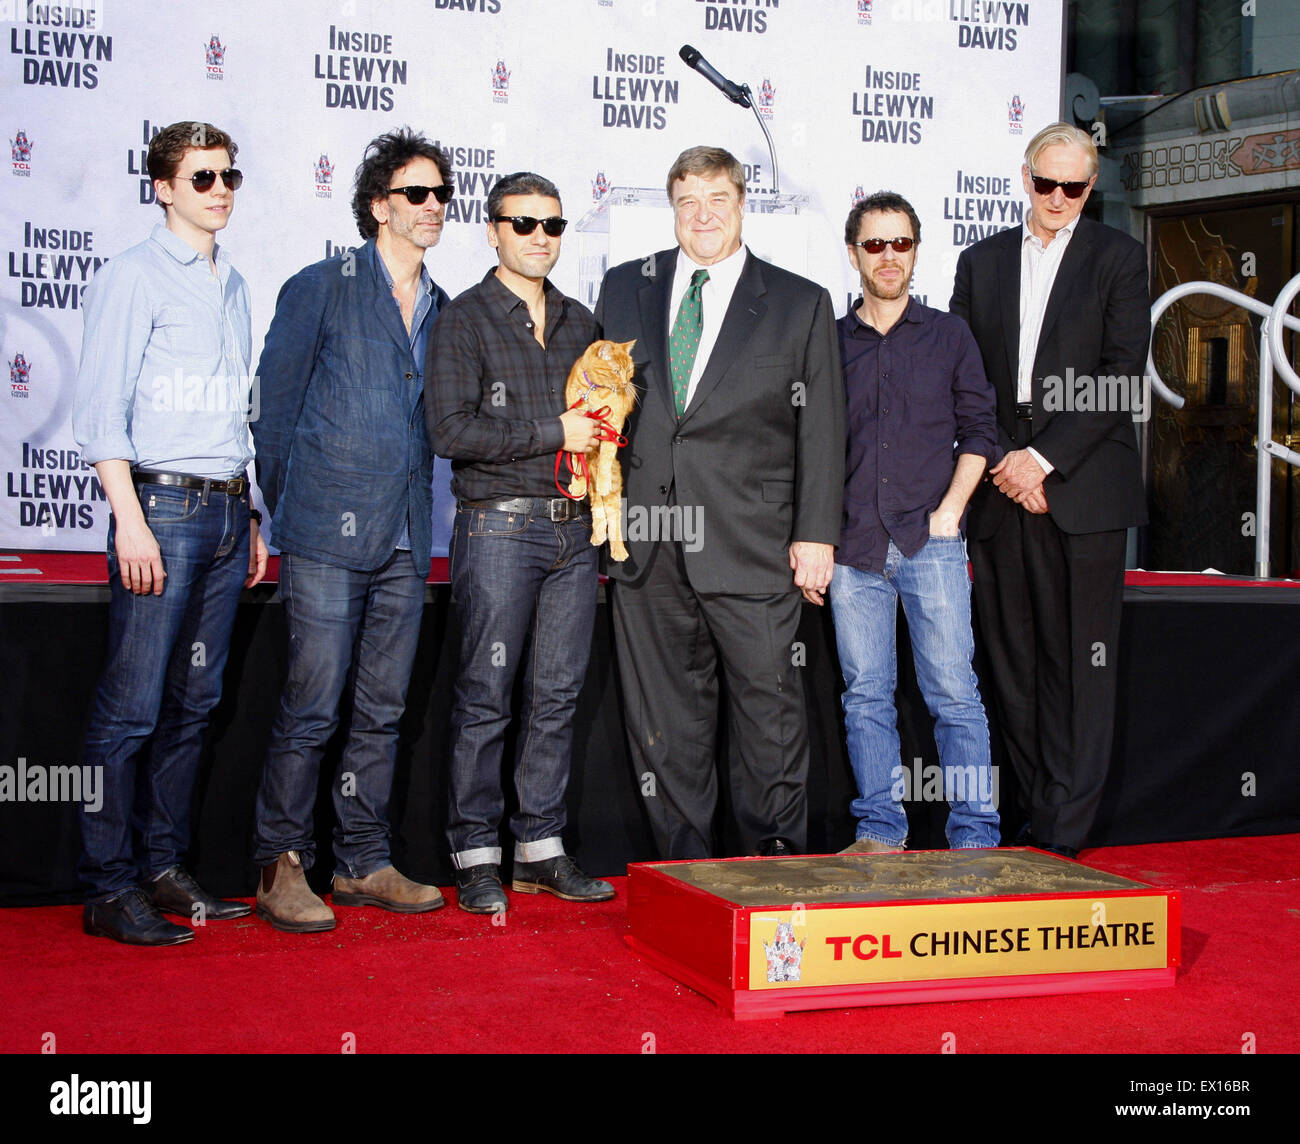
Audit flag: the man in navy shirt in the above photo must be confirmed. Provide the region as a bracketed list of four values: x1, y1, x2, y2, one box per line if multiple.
[830, 192, 1001, 854]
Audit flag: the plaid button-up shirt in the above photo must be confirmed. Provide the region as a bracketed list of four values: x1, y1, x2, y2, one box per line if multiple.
[425, 268, 598, 501]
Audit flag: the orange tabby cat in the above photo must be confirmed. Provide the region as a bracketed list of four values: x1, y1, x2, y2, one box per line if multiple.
[563, 339, 637, 561]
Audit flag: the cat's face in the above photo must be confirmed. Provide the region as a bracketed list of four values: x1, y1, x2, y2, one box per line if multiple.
[594, 339, 636, 377]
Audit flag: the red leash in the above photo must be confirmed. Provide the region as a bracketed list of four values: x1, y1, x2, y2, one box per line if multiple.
[555, 374, 627, 499]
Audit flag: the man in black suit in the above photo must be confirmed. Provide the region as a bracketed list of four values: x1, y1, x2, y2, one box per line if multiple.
[594, 145, 844, 859]
[950, 122, 1150, 857]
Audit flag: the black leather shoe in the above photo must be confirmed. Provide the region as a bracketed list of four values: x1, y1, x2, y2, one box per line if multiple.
[149, 865, 252, 920]
[512, 855, 614, 902]
[84, 889, 195, 946]
[455, 864, 508, 914]
[1040, 843, 1080, 860]
[756, 838, 798, 857]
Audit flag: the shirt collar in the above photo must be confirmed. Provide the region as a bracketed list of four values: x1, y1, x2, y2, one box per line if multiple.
[373, 242, 432, 295]
[847, 295, 924, 335]
[1022, 214, 1081, 250]
[478, 264, 561, 318]
[675, 243, 747, 290]
[150, 223, 228, 270]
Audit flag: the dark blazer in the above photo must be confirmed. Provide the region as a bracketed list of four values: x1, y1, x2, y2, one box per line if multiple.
[253, 240, 448, 575]
[594, 248, 844, 593]
[950, 217, 1150, 538]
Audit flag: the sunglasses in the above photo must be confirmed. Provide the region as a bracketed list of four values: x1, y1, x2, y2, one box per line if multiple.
[183, 168, 243, 193]
[1029, 174, 1091, 199]
[851, 237, 915, 254]
[492, 215, 568, 237]
[389, 184, 454, 205]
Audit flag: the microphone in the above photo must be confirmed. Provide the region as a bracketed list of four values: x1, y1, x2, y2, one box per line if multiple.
[679, 45, 751, 108]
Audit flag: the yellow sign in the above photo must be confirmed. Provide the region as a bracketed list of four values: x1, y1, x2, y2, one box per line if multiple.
[748, 896, 1170, 989]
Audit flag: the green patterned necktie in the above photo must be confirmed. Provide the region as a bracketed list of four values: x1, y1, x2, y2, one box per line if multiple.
[670, 268, 710, 417]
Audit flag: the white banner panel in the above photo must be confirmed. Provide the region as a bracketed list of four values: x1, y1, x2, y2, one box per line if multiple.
[1, 0, 1062, 553]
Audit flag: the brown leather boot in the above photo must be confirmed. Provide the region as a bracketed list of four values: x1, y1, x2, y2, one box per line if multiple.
[257, 851, 335, 933]
[332, 865, 444, 913]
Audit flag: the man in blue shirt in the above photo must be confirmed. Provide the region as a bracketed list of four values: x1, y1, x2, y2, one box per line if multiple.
[251, 129, 449, 932]
[74, 120, 268, 946]
[830, 192, 1001, 854]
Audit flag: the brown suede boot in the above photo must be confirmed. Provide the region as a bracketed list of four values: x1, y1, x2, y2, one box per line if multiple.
[332, 865, 444, 913]
[257, 851, 336, 933]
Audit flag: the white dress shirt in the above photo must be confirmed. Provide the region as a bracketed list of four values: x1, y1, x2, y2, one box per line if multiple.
[670, 244, 747, 410]
[1018, 216, 1080, 474]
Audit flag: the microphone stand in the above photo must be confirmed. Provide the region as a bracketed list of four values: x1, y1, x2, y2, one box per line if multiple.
[738, 82, 780, 196]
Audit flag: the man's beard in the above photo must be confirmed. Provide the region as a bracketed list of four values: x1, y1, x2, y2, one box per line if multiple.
[866, 271, 910, 301]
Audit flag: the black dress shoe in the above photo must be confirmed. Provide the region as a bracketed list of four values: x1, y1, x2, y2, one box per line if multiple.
[756, 838, 798, 857]
[84, 889, 195, 946]
[149, 866, 252, 920]
[512, 855, 615, 902]
[455, 864, 508, 914]
[1040, 843, 1080, 860]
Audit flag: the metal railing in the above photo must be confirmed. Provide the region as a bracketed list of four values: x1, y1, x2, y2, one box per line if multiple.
[1146, 272, 1300, 578]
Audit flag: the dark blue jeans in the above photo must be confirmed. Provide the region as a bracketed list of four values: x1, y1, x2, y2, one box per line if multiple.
[446, 506, 598, 866]
[252, 550, 424, 877]
[79, 484, 250, 901]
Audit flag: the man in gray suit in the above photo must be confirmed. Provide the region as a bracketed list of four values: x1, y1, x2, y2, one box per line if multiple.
[595, 145, 844, 859]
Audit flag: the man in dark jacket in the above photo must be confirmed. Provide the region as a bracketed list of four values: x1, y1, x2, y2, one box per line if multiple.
[594, 146, 844, 859]
[251, 129, 451, 931]
[950, 122, 1150, 857]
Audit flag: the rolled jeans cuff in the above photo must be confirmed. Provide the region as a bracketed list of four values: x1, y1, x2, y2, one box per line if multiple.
[453, 846, 502, 870]
[515, 836, 564, 862]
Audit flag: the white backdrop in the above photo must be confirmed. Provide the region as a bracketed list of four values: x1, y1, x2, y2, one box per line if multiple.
[2, 0, 1062, 553]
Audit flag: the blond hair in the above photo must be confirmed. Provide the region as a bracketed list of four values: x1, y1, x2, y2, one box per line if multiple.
[1024, 122, 1098, 179]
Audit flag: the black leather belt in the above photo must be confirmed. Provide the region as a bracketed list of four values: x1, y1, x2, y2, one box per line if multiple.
[133, 468, 247, 497]
[1014, 402, 1033, 421]
[459, 496, 585, 523]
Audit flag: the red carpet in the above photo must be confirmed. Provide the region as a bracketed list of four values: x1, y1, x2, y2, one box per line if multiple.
[2, 834, 1296, 1055]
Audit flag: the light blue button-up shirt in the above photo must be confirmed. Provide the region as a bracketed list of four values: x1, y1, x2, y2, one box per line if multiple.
[73, 224, 254, 480]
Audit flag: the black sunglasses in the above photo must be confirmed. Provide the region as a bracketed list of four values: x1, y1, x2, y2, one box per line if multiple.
[851, 236, 915, 254]
[1029, 173, 1091, 199]
[492, 215, 568, 237]
[389, 184, 454, 205]
[184, 168, 243, 193]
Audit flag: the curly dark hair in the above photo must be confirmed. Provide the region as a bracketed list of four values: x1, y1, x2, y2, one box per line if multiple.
[351, 128, 453, 240]
[843, 191, 922, 247]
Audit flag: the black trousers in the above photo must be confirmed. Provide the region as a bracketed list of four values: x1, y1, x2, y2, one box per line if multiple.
[970, 509, 1126, 850]
[610, 539, 809, 859]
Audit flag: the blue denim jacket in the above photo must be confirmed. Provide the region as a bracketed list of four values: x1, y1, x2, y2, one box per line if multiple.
[253, 239, 448, 575]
